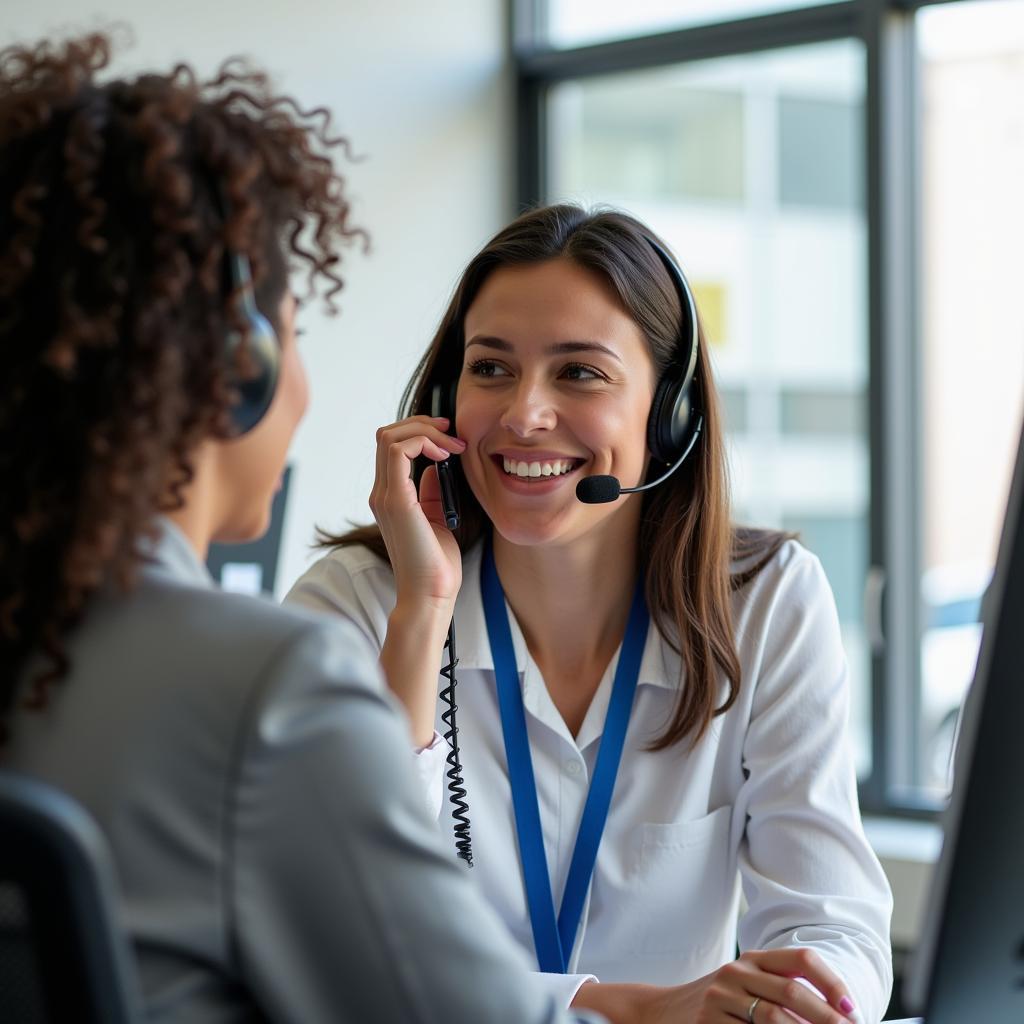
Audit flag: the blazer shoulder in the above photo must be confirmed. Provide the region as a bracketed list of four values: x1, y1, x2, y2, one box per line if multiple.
[131, 573, 379, 693]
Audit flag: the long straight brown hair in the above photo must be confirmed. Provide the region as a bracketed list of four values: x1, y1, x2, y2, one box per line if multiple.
[322, 204, 792, 750]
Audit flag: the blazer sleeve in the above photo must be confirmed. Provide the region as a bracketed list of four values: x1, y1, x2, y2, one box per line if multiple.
[734, 547, 894, 1024]
[284, 550, 449, 818]
[225, 616, 579, 1024]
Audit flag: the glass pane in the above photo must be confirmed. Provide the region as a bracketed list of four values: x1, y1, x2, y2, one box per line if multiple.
[547, 40, 871, 776]
[916, 0, 1024, 798]
[778, 96, 862, 209]
[546, 0, 837, 49]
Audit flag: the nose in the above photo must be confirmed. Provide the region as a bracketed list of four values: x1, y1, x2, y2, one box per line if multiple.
[498, 378, 557, 437]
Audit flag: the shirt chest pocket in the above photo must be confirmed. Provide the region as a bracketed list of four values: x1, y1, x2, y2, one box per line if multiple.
[626, 804, 735, 957]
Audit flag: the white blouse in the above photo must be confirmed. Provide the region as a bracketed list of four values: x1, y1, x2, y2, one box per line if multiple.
[285, 538, 893, 1022]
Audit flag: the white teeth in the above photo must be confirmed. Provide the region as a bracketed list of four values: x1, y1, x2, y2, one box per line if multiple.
[501, 457, 576, 479]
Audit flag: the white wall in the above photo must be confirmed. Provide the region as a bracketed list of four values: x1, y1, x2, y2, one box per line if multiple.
[3, 0, 512, 594]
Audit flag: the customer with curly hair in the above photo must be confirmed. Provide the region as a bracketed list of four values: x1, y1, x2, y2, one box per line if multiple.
[0, 31, 593, 1024]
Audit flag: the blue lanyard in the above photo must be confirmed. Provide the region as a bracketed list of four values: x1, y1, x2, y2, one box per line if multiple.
[481, 539, 649, 974]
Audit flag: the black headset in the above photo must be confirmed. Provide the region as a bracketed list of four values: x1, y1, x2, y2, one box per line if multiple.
[224, 247, 281, 436]
[642, 237, 701, 469]
[430, 235, 701, 471]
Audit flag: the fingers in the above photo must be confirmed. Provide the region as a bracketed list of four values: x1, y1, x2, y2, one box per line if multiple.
[370, 416, 465, 519]
[716, 951, 856, 1024]
[373, 415, 462, 483]
[729, 982, 844, 1024]
[417, 463, 448, 530]
[747, 949, 854, 1018]
[372, 435, 449, 521]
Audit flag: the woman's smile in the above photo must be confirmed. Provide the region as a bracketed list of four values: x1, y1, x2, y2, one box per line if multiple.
[490, 450, 588, 495]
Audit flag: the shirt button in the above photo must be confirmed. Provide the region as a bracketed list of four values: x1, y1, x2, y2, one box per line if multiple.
[565, 760, 582, 776]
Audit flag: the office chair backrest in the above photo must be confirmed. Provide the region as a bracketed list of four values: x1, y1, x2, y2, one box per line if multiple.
[0, 772, 143, 1024]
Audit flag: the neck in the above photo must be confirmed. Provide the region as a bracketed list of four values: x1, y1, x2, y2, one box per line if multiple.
[163, 446, 217, 562]
[491, 506, 642, 674]
[164, 505, 212, 563]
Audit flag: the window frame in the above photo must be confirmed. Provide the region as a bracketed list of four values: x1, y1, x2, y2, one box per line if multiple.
[512, 0, 975, 821]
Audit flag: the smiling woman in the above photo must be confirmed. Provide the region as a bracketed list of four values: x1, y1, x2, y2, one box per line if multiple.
[288, 204, 894, 1024]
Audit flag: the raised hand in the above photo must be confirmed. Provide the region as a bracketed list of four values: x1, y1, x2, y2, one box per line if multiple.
[369, 414, 467, 746]
[369, 414, 466, 609]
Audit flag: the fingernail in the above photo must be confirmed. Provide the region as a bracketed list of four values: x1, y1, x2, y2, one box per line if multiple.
[839, 996, 855, 1014]
[451, 437, 467, 449]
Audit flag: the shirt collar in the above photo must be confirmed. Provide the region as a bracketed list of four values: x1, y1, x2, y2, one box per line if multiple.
[453, 540, 680, 693]
[139, 516, 216, 589]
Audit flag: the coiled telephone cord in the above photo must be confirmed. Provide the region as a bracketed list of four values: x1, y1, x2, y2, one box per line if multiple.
[440, 618, 474, 867]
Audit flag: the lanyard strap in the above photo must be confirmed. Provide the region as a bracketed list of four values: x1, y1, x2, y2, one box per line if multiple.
[481, 540, 649, 974]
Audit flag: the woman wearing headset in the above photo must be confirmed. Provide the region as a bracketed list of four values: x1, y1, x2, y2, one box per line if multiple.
[0, 34, 599, 1024]
[287, 205, 894, 1024]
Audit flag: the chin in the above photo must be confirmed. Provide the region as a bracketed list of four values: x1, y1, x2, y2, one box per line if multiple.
[215, 507, 273, 545]
[487, 509, 577, 550]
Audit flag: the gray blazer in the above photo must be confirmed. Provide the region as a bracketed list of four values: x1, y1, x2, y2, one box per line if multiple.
[2, 521, 585, 1024]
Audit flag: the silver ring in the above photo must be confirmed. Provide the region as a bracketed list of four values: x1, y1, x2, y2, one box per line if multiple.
[747, 996, 762, 1023]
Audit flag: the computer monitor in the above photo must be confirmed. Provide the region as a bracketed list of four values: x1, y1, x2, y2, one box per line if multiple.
[905, 414, 1024, 1022]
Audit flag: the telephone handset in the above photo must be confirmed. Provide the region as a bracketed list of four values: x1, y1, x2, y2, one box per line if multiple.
[436, 458, 459, 531]
[429, 383, 473, 867]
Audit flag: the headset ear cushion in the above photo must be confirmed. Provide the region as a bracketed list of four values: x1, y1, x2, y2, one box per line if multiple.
[647, 373, 692, 465]
[223, 246, 281, 436]
[227, 309, 280, 435]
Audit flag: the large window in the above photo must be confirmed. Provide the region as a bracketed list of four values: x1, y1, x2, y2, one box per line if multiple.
[914, 0, 1024, 797]
[514, 0, 1024, 816]
[547, 42, 872, 775]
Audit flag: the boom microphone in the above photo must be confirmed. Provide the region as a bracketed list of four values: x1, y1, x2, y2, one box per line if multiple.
[575, 416, 703, 504]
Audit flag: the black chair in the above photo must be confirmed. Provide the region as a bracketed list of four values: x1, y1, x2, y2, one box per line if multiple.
[0, 772, 142, 1023]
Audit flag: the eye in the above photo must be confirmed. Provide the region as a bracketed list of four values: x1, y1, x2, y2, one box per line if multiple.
[466, 358, 510, 378]
[561, 362, 603, 382]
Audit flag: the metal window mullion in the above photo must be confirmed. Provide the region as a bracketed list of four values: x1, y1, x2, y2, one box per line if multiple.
[863, 0, 923, 810]
[512, 0, 546, 53]
[516, 73, 546, 210]
[890, 0, 966, 12]
[517, 2, 862, 83]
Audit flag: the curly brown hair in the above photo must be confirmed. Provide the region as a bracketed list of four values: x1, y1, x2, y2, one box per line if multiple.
[0, 31, 364, 734]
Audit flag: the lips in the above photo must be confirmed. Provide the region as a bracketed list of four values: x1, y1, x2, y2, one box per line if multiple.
[488, 453, 586, 491]
[492, 453, 585, 476]
[503, 456, 581, 478]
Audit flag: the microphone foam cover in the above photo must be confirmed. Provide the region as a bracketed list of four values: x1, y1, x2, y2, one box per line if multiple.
[576, 475, 621, 504]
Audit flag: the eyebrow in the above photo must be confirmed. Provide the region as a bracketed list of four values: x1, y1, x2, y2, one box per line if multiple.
[465, 335, 623, 362]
